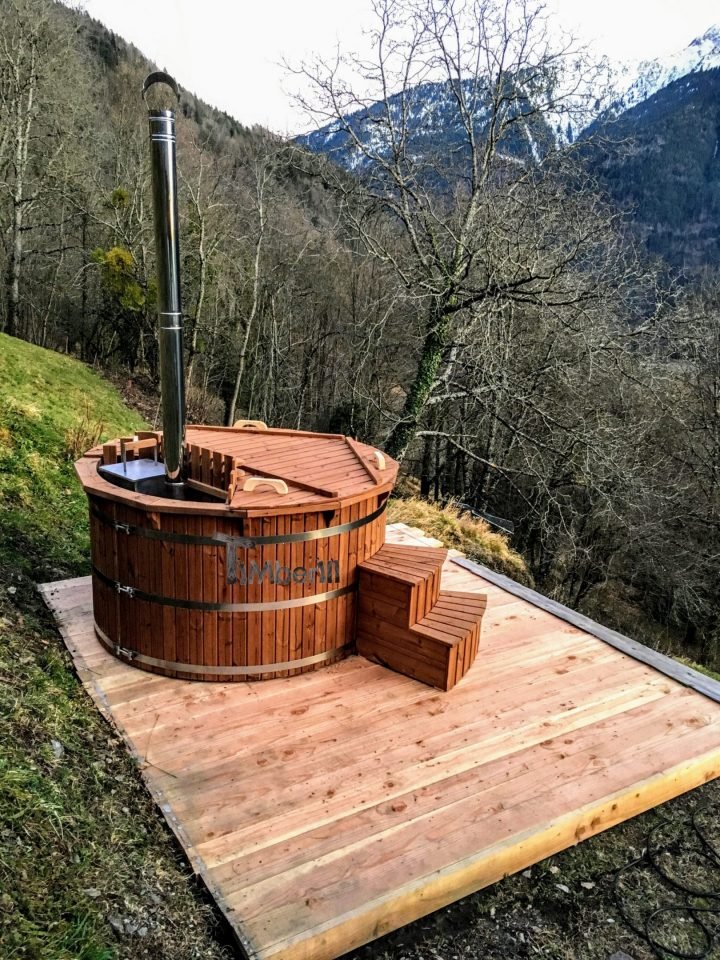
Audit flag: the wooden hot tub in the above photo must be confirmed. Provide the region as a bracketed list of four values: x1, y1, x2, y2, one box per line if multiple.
[76, 423, 399, 681]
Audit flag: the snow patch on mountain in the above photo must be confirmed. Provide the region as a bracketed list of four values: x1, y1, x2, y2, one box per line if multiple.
[298, 25, 720, 168]
[611, 25, 720, 114]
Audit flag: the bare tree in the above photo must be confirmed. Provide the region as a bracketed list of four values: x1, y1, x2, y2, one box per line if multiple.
[227, 142, 274, 425]
[180, 135, 234, 390]
[294, 0, 611, 460]
[0, 0, 89, 338]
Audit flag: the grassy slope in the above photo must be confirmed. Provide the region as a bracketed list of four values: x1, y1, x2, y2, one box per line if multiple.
[1, 333, 718, 960]
[0, 334, 230, 960]
[387, 497, 530, 583]
[0, 333, 145, 579]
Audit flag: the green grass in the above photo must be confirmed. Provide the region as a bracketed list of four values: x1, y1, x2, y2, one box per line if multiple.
[0, 334, 230, 960]
[0, 333, 144, 580]
[0, 604, 232, 960]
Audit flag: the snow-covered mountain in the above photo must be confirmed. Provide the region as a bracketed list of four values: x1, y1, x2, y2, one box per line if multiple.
[298, 26, 720, 269]
[586, 26, 720, 269]
[610, 25, 720, 116]
[299, 25, 720, 166]
[297, 77, 563, 175]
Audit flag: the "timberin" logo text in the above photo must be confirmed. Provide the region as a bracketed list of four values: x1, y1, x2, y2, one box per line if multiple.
[228, 560, 340, 586]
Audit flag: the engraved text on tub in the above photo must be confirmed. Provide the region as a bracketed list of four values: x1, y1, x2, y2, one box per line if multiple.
[226, 554, 340, 587]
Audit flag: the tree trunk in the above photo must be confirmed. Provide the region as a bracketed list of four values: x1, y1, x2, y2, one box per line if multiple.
[5, 196, 23, 338]
[5, 39, 37, 339]
[227, 307, 256, 426]
[227, 234, 264, 426]
[186, 213, 206, 387]
[385, 304, 452, 462]
[420, 433, 433, 497]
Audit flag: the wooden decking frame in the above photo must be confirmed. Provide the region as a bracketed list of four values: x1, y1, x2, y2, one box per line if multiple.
[40, 523, 720, 960]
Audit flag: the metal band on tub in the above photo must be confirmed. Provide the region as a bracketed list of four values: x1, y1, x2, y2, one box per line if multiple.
[89, 498, 387, 547]
[94, 622, 352, 677]
[92, 564, 355, 612]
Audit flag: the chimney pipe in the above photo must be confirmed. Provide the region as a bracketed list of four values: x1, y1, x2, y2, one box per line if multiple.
[143, 72, 185, 483]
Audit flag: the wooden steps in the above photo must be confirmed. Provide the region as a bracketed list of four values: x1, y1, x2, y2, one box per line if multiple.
[357, 544, 444, 626]
[356, 544, 487, 690]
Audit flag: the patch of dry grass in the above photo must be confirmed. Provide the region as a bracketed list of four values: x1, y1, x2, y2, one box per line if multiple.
[388, 496, 531, 584]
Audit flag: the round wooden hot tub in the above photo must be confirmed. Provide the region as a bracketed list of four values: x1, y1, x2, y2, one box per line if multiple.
[76, 424, 398, 681]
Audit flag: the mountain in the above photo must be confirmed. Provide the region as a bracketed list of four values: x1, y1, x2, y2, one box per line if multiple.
[584, 28, 720, 269]
[298, 27, 720, 272]
[609, 25, 720, 116]
[297, 77, 568, 176]
[589, 65, 720, 270]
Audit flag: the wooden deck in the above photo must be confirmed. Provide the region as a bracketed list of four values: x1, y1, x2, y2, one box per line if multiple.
[41, 524, 720, 960]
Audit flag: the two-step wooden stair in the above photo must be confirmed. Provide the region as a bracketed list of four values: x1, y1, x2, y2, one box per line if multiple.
[356, 544, 487, 691]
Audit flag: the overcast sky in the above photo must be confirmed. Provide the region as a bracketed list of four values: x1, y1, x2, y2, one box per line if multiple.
[69, 0, 718, 134]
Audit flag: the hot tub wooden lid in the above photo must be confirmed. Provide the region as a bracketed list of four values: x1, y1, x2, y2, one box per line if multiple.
[187, 425, 398, 510]
[79, 424, 399, 517]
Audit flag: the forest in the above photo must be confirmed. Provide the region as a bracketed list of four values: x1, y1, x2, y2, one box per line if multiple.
[1, 0, 719, 670]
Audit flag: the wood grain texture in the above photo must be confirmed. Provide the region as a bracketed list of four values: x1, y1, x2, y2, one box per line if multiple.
[76, 424, 399, 520]
[356, 544, 484, 689]
[40, 524, 720, 960]
[452, 555, 720, 704]
[78, 425, 397, 683]
[85, 491, 388, 681]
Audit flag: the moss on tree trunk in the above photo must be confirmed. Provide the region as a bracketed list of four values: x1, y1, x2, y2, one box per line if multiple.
[386, 305, 453, 462]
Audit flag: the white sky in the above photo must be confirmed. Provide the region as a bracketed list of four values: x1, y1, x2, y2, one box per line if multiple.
[69, 0, 718, 134]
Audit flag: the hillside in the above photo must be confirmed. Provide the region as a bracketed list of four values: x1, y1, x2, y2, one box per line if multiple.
[0, 333, 144, 578]
[0, 335, 234, 959]
[1, 0, 720, 955]
[1, 0, 719, 794]
[588, 67, 720, 269]
[0, 0, 345, 423]
[0, 335, 536, 959]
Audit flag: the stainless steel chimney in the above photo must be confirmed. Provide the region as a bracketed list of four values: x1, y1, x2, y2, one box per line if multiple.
[143, 72, 185, 483]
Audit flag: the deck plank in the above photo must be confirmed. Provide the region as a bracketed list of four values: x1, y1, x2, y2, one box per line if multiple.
[40, 524, 720, 960]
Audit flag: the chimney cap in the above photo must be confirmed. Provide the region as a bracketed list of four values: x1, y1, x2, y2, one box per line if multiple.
[142, 71, 179, 111]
